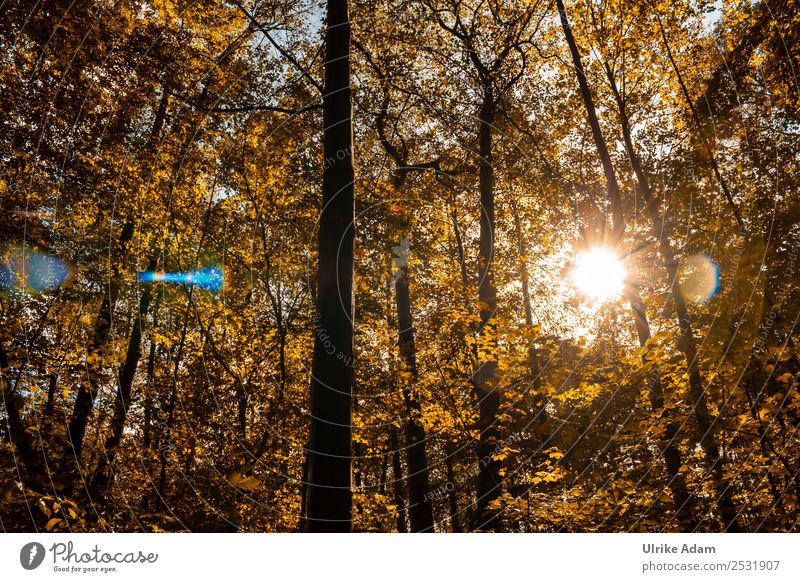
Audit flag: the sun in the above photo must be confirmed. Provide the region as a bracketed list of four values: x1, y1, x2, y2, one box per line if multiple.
[571, 247, 627, 302]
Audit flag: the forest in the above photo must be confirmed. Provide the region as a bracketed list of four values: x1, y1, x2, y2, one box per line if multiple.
[1, 0, 799, 533]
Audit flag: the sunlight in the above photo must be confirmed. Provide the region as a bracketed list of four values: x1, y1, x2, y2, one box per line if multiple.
[571, 247, 626, 302]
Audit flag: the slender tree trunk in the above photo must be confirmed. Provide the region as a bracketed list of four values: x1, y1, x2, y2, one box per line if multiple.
[742, 373, 792, 523]
[596, 66, 696, 530]
[237, 382, 248, 436]
[90, 281, 153, 497]
[304, 0, 355, 532]
[395, 264, 435, 531]
[447, 451, 461, 533]
[624, 285, 696, 531]
[389, 427, 408, 533]
[673, 285, 741, 531]
[557, 0, 623, 246]
[362, 39, 436, 531]
[509, 199, 547, 429]
[143, 339, 156, 452]
[473, 86, 503, 532]
[450, 206, 469, 289]
[155, 302, 192, 503]
[278, 329, 287, 400]
[43, 374, 57, 418]
[656, 15, 746, 234]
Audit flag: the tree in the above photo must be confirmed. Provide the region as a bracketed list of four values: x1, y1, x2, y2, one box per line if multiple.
[304, 0, 356, 532]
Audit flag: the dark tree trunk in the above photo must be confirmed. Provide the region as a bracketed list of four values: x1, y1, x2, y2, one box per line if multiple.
[447, 452, 461, 533]
[390, 426, 408, 533]
[594, 66, 697, 531]
[43, 374, 57, 417]
[237, 382, 248, 436]
[510, 199, 547, 429]
[395, 264, 435, 532]
[143, 338, 156, 452]
[557, 0, 623, 247]
[624, 285, 696, 531]
[278, 329, 287, 400]
[656, 15, 746, 234]
[90, 283, 153, 497]
[66, 82, 168, 473]
[359, 33, 436, 532]
[450, 207, 469, 289]
[155, 304, 191, 504]
[304, 0, 355, 532]
[673, 286, 741, 531]
[473, 86, 503, 532]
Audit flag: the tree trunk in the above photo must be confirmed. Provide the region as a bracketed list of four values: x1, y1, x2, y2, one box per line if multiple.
[363, 37, 437, 531]
[90, 282, 153, 497]
[656, 15, 746, 234]
[473, 86, 503, 532]
[278, 329, 287, 400]
[390, 426, 408, 533]
[304, 0, 355, 532]
[557, 0, 623, 246]
[43, 374, 57, 417]
[395, 264, 435, 532]
[447, 451, 461, 532]
[155, 302, 192, 505]
[509, 199, 547, 429]
[673, 286, 741, 531]
[66, 81, 168, 473]
[143, 338, 156, 452]
[624, 285, 696, 531]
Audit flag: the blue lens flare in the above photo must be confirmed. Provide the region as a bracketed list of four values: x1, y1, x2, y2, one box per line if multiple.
[1, 248, 71, 293]
[0, 263, 16, 291]
[137, 266, 224, 293]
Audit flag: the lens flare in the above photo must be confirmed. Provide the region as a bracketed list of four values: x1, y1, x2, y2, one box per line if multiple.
[137, 266, 224, 293]
[677, 254, 719, 304]
[0, 248, 71, 293]
[572, 247, 627, 302]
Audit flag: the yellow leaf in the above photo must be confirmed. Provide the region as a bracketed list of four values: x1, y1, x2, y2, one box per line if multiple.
[228, 471, 261, 491]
